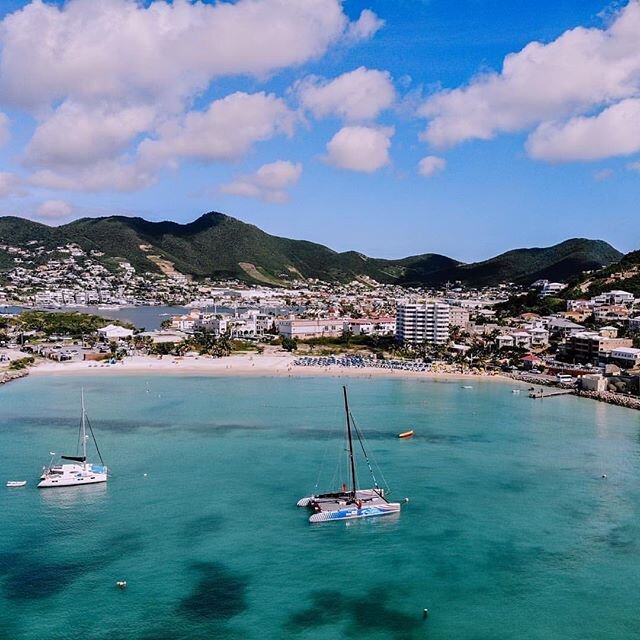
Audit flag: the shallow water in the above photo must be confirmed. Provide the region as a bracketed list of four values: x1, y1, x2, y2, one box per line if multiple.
[1, 375, 640, 639]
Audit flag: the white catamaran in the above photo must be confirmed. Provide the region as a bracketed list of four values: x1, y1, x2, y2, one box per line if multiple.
[38, 391, 108, 489]
[298, 386, 402, 523]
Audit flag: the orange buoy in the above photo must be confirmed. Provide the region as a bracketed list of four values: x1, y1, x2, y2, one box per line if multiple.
[398, 430, 414, 439]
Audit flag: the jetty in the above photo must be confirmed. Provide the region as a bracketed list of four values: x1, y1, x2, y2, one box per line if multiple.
[528, 389, 574, 399]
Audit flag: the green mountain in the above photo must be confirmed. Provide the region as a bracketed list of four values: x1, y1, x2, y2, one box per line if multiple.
[0, 212, 623, 287]
[422, 238, 623, 288]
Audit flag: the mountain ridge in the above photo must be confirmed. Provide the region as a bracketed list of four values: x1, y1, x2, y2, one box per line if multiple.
[0, 211, 624, 287]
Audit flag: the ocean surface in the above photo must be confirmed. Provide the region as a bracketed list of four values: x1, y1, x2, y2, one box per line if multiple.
[1, 375, 640, 640]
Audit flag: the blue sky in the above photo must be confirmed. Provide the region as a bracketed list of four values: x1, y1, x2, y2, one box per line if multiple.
[0, 0, 638, 262]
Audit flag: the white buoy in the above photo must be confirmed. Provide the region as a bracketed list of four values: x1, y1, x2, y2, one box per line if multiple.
[423, 608, 429, 619]
[602, 474, 607, 479]
[143, 473, 147, 477]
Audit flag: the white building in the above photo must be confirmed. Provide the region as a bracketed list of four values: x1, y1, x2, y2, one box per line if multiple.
[396, 302, 450, 345]
[98, 324, 133, 340]
[609, 347, 640, 368]
[277, 318, 345, 340]
[591, 290, 635, 306]
[344, 317, 396, 336]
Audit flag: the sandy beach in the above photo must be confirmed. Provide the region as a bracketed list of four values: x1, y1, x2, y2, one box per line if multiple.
[27, 352, 511, 383]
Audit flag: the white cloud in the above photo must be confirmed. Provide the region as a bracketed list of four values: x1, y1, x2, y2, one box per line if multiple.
[0, 0, 382, 191]
[0, 113, 9, 147]
[25, 102, 156, 168]
[527, 98, 640, 161]
[418, 155, 447, 177]
[627, 160, 640, 172]
[138, 92, 296, 168]
[297, 67, 395, 122]
[36, 199, 73, 220]
[0, 0, 377, 110]
[220, 160, 302, 203]
[593, 168, 614, 181]
[0, 172, 23, 197]
[419, 1, 640, 159]
[31, 162, 153, 193]
[345, 9, 384, 42]
[325, 126, 393, 172]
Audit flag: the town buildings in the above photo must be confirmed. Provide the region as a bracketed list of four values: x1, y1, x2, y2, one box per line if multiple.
[396, 302, 451, 345]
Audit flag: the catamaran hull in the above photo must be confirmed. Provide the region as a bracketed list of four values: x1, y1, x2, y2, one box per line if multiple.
[309, 502, 401, 523]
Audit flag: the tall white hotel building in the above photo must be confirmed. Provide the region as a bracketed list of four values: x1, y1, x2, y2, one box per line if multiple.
[396, 302, 451, 345]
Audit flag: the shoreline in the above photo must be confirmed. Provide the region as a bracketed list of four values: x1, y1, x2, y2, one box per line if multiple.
[25, 354, 512, 384]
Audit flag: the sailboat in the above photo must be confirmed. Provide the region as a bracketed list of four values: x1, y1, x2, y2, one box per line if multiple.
[298, 386, 402, 523]
[38, 391, 108, 488]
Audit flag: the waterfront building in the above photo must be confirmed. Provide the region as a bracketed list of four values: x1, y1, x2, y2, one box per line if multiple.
[560, 331, 633, 364]
[396, 302, 450, 345]
[609, 347, 640, 369]
[277, 318, 346, 340]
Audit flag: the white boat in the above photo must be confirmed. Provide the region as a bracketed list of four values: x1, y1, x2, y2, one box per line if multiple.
[38, 391, 108, 489]
[6, 480, 27, 487]
[299, 386, 402, 523]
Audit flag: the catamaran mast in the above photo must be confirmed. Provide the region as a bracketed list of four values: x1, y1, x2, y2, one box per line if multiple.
[81, 389, 87, 472]
[343, 386, 357, 498]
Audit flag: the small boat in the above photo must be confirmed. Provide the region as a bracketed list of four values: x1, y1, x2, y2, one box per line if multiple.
[398, 430, 414, 439]
[511, 389, 521, 394]
[38, 390, 108, 489]
[6, 480, 27, 487]
[299, 386, 402, 523]
[461, 385, 473, 389]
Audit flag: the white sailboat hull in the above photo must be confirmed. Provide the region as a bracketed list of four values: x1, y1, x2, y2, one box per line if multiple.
[37, 463, 108, 488]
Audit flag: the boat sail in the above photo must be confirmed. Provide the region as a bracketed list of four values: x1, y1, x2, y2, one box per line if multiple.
[298, 386, 402, 523]
[38, 391, 108, 488]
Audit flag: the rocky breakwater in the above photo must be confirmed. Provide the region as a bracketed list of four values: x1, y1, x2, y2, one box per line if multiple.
[0, 369, 29, 385]
[577, 390, 640, 411]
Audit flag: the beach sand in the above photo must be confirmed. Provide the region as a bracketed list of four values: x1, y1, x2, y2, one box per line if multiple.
[28, 352, 510, 383]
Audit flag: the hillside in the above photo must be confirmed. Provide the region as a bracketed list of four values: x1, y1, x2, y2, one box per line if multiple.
[566, 249, 640, 298]
[0, 212, 623, 287]
[424, 238, 622, 287]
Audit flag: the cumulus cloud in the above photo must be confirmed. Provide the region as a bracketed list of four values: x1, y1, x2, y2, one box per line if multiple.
[419, 1, 640, 162]
[297, 67, 395, 122]
[325, 126, 393, 172]
[345, 9, 384, 42]
[25, 102, 156, 168]
[0, 0, 382, 191]
[220, 160, 302, 203]
[0, 172, 23, 198]
[0, 113, 9, 147]
[30, 162, 154, 193]
[527, 98, 640, 161]
[139, 92, 295, 168]
[36, 199, 73, 220]
[0, 0, 376, 109]
[418, 155, 446, 177]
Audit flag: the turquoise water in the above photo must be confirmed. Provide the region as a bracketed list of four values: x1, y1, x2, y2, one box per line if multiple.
[1, 375, 640, 640]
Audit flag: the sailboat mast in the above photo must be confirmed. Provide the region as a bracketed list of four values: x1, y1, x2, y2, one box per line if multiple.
[81, 389, 87, 471]
[343, 386, 357, 497]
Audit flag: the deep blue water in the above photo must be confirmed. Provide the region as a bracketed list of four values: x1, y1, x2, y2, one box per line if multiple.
[1, 375, 640, 639]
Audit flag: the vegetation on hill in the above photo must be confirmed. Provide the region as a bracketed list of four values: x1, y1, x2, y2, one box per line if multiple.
[560, 249, 640, 300]
[0, 212, 623, 287]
